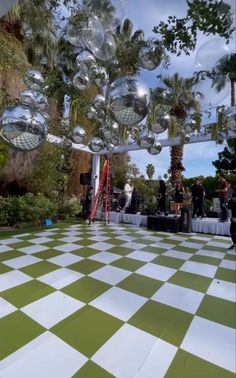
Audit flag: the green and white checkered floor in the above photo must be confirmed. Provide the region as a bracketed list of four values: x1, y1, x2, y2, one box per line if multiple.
[0, 221, 235, 378]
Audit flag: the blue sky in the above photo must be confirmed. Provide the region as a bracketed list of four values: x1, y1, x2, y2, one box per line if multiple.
[123, 0, 235, 179]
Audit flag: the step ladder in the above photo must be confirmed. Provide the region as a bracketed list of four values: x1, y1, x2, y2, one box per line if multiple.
[90, 158, 111, 225]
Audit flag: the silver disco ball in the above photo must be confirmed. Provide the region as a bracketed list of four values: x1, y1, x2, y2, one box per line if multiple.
[110, 121, 119, 134]
[184, 133, 191, 143]
[147, 141, 162, 155]
[225, 106, 236, 131]
[92, 66, 108, 87]
[24, 69, 45, 91]
[88, 137, 104, 152]
[0, 104, 48, 151]
[137, 129, 155, 148]
[107, 76, 150, 126]
[93, 94, 106, 110]
[138, 41, 163, 71]
[106, 141, 115, 151]
[73, 70, 90, 91]
[75, 50, 96, 70]
[19, 89, 48, 111]
[72, 125, 86, 144]
[151, 113, 172, 134]
[101, 127, 113, 140]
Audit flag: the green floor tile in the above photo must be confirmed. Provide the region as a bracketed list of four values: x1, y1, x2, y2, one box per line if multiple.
[118, 273, 163, 298]
[173, 246, 197, 253]
[152, 255, 184, 269]
[187, 238, 207, 245]
[72, 361, 114, 377]
[203, 245, 226, 252]
[215, 268, 236, 283]
[62, 277, 110, 303]
[224, 254, 236, 261]
[9, 241, 33, 249]
[47, 234, 67, 240]
[0, 311, 45, 360]
[1, 280, 55, 308]
[20, 261, 60, 278]
[0, 263, 13, 274]
[74, 239, 95, 247]
[165, 349, 235, 378]
[68, 259, 105, 274]
[106, 246, 133, 256]
[105, 238, 125, 245]
[129, 300, 193, 346]
[0, 250, 25, 262]
[189, 255, 222, 266]
[168, 271, 212, 292]
[131, 239, 154, 245]
[111, 257, 145, 271]
[41, 240, 66, 248]
[140, 246, 166, 254]
[197, 295, 236, 328]
[71, 247, 98, 257]
[32, 249, 63, 259]
[162, 238, 182, 245]
[51, 306, 123, 357]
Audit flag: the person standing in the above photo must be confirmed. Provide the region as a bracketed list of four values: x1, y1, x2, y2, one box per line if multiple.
[174, 181, 185, 217]
[227, 190, 236, 250]
[191, 179, 205, 218]
[84, 186, 93, 224]
[122, 178, 133, 212]
[217, 176, 229, 222]
[157, 180, 166, 215]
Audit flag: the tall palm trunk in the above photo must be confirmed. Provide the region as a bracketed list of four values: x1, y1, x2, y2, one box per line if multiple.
[231, 79, 236, 106]
[170, 145, 185, 184]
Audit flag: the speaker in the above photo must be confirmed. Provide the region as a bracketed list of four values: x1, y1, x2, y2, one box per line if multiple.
[80, 173, 91, 185]
[147, 216, 181, 233]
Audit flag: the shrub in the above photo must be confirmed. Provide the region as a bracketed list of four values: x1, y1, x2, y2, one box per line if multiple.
[63, 196, 82, 218]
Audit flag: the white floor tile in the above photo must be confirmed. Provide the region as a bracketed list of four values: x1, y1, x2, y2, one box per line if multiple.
[91, 287, 147, 321]
[88, 242, 114, 251]
[89, 236, 110, 242]
[207, 241, 230, 248]
[2, 255, 42, 269]
[150, 242, 173, 250]
[47, 253, 83, 267]
[127, 251, 157, 262]
[135, 338, 178, 378]
[0, 238, 22, 245]
[21, 291, 85, 328]
[196, 250, 225, 259]
[219, 260, 236, 270]
[0, 246, 12, 253]
[19, 245, 48, 254]
[181, 316, 236, 373]
[34, 231, 56, 237]
[0, 332, 87, 378]
[136, 263, 176, 282]
[0, 298, 17, 318]
[152, 283, 204, 314]
[89, 265, 131, 285]
[61, 231, 81, 236]
[53, 243, 81, 252]
[191, 236, 211, 242]
[166, 236, 187, 241]
[0, 271, 31, 291]
[143, 236, 163, 242]
[180, 242, 204, 249]
[37, 268, 84, 289]
[207, 279, 236, 302]
[180, 261, 217, 278]
[30, 237, 53, 244]
[92, 324, 158, 378]
[120, 242, 146, 250]
[88, 252, 121, 264]
[57, 236, 82, 243]
[163, 250, 192, 260]
[117, 235, 137, 241]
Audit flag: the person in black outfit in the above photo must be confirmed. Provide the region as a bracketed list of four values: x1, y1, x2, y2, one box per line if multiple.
[157, 180, 166, 215]
[190, 180, 205, 218]
[84, 186, 93, 223]
[174, 182, 185, 217]
[227, 190, 236, 251]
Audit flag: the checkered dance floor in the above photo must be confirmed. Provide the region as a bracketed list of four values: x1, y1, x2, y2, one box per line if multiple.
[0, 222, 235, 377]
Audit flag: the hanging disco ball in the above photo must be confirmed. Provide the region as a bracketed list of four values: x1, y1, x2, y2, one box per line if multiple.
[75, 50, 96, 70]
[106, 141, 115, 151]
[101, 127, 113, 140]
[93, 32, 116, 61]
[24, 69, 45, 91]
[137, 129, 155, 148]
[147, 141, 162, 155]
[138, 40, 163, 71]
[151, 113, 172, 134]
[93, 94, 106, 110]
[92, 66, 109, 87]
[225, 106, 236, 131]
[107, 76, 150, 126]
[81, 16, 105, 53]
[0, 104, 48, 151]
[110, 121, 119, 134]
[87, 106, 97, 121]
[71, 126, 86, 144]
[184, 133, 191, 143]
[19, 89, 48, 111]
[73, 70, 90, 91]
[88, 137, 104, 152]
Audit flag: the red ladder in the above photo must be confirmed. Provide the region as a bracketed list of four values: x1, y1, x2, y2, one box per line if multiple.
[90, 158, 111, 225]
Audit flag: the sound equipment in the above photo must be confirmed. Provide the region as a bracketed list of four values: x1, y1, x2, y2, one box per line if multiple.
[147, 215, 182, 233]
[80, 173, 91, 185]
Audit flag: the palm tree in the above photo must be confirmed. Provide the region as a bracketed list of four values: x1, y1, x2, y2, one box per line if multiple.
[213, 53, 236, 107]
[146, 163, 155, 180]
[152, 73, 201, 184]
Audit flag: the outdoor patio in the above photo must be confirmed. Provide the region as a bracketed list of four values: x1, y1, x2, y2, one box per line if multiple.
[0, 221, 235, 377]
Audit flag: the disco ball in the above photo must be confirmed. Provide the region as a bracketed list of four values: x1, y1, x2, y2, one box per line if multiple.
[107, 76, 150, 126]
[138, 41, 163, 71]
[75, 51, 96, 70]
[87, 106, 97, 121]
[184, 133, 191, 143]
[110, 121, 119, 134]
[92, 66, 108, 87]
[72, 126, 86, 143]
[19, 89, 48, 111]
[195, 38, 229, 71]
[24, 69, 45, 91]
[93, 94, 106, 110]
[151, 113, 172, 134]
[137, 129, 155, 148]
[106, 141, 115, 151]
[88, 137, 104, 152]
[73, 70, 90, 90]
[0, 104, 48, 151]
[81, 16, 105, 53]
[147, 141, 162, 155]
[93, 32, 116, 61]
[101, 127, 113, 140]
[225, 106, 236, 131]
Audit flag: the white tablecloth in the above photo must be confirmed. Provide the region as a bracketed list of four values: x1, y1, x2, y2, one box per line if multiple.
[97, 211, 147, 226]
[191, 218, 230, 236]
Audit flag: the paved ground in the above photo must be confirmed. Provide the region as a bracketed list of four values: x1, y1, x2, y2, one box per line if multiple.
[0, 221, 235, 377]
